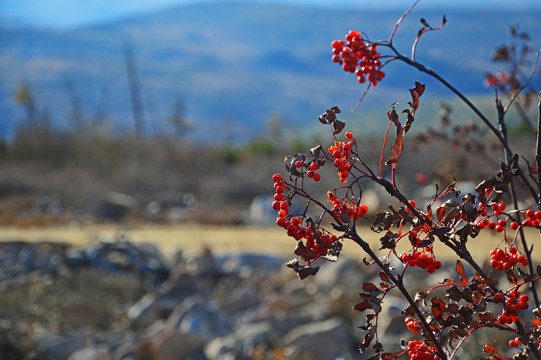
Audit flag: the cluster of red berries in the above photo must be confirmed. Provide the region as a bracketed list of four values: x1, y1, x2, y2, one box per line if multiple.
[521, 209, 541, 227]
[400, 251, 442, 274]
[407, 340, 441, 360]
[327, 191, 368, 220]
[272, 173, 338, 257]
[405, 316, 420, 333]
[475, 202, 541, 231]
[294, 160, 322, 182]
[331, 30, 385, 86]
[272, 173, 288, 203]
[508, 336, 523, 348]
[328, 138, 355, 183]
[495, 290, 529, 325]
[489, 247, 529, 272]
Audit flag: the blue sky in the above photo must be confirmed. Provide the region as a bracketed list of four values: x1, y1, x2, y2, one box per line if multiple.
[2, 0, 541, 29]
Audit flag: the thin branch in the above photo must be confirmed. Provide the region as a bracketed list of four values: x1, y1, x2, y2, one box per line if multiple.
[503, 51, 540, 114]
[389, 0, 421, 45]
[537, 91, 541, 208]
[349, 231, 448, 360]
[389, 49, 539, 204]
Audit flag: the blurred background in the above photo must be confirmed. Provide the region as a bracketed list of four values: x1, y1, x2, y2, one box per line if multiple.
[0, 0, 540, 227]
[1, 1, 541, 359]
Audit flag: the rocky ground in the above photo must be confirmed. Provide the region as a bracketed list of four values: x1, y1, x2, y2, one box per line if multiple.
[0, 236, 502, 360]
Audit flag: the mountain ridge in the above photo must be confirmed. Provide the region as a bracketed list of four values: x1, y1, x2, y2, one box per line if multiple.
[1, 1, 540, 142]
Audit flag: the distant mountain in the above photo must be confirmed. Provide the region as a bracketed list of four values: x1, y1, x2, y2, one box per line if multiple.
[1, 1, 540, 142]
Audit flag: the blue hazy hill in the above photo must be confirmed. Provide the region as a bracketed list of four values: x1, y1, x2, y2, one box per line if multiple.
[1, 1, 540, 141]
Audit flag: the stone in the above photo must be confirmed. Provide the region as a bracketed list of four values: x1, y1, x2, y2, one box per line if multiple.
[282, 317, 358, 360]
[150, 329, 207, 360]
[165, 297, 233, 339]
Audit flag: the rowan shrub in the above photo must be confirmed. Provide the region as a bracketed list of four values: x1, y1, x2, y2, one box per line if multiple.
[272, 2, 541, 359]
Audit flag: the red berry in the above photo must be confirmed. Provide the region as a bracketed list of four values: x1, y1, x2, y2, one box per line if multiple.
[272, 201, 281, 211]
[511, 222, 519, 230]
[526, 209, 535, 218]
[313, 172, 321, 182]
[272, 174, 282, 182]
[345, 132, 353, 140]
[295, 160, 303, 168]
[415, 173, 427, 184]
[276, 217, 286, 227]
[309, 162, 319, 171]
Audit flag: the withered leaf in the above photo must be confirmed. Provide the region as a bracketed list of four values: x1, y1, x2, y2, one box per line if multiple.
[310, 145, 323, 160]
[363, 282, 380, 294]
[379, 271, 390, 283]
[379, 231, 396, 250]
[332, 119, 345, 135]
[294, 241, 317, 260]
[408, 82, 425, 112]
[446, 285, 462, 301]
[446, 303, 459, 314]
[284, 154, 304, 177]
[478, 311, 496, 323]
[507, 270, 518, 285]
[517, 268, 532, 283]
[297, 266, 319, 279]
[354, 301, 371, 312]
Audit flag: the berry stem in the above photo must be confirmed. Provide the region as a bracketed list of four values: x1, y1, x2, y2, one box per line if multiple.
[387, 48, 539, 205]
[348, 231, 448, 360]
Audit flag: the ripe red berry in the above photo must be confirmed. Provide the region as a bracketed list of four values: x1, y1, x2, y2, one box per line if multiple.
[345, 132, 353, 140]
[295, 160, 303, 168]
[272, 173, 282, 182]
[313, 172, 321, 181]
[510, 221, 519, 230]
[309, 162, 319, 171]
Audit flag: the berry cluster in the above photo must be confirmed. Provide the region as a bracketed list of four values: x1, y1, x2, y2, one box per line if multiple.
[294, 160, 322, 181]
[272, 173, 287, 202]
[327, 191, 368, 220]
[522, 209, 541, 227]
[400, 251, 441, 274]
[496, 290, 529, 325]
[405, 316, 420, 333]
[272, 173, 339, 258]
[331, 30, 385, 86]
[400, 251, 442, 274]
[328, 140, 355, 183]
[407, 340, 441, 360]
[489, 247, 529, 272]
[508, 336, 523, 348]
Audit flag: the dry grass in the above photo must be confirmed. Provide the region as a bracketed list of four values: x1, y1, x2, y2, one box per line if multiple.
[0, 224, 539, 263]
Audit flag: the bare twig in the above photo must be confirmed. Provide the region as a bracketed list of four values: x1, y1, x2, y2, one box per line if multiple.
[389, 0, 421, 45]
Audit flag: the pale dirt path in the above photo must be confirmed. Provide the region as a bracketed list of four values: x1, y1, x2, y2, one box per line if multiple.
[0, 223, 538, 262]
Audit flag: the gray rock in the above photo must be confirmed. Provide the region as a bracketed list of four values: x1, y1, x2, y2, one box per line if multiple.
[218, 253, 284, 277]
[150, 329, 207, 360]
[35, 331, 88, 360]
[165, 297, 233, 339]
[128, 292, 161, 328]
[94, 192, 137, 222]
[282, 317, 358, 360]
[67, 344, 112, 360]
[214, 287, 260, 317]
